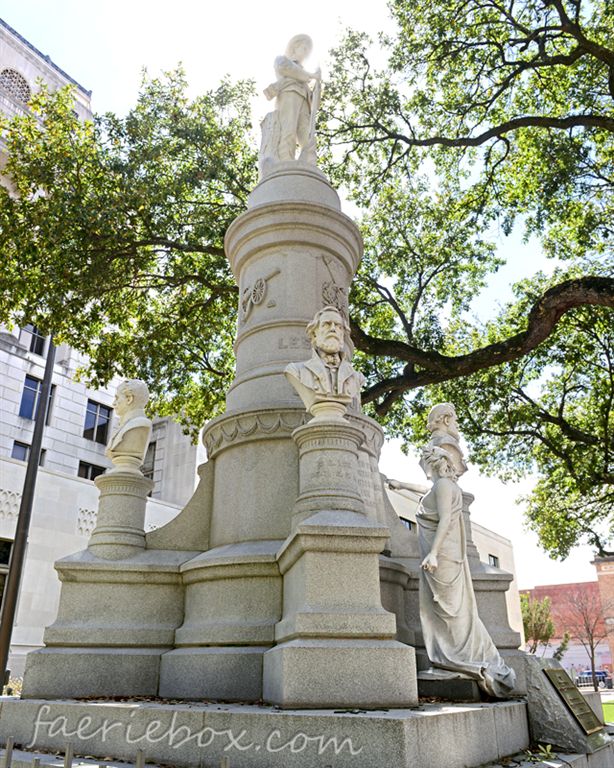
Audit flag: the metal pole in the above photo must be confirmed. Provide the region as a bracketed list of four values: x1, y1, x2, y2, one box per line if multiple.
[0, 336, 55, 686]
[3, 736, 13, 768]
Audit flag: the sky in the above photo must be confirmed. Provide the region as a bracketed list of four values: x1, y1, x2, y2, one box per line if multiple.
[1, 1, 599, 589]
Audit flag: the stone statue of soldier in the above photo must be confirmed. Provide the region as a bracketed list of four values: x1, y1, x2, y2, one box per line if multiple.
[260, 34, 321, 176]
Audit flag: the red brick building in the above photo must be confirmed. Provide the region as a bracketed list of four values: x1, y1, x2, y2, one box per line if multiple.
[525, 580, 612, 675]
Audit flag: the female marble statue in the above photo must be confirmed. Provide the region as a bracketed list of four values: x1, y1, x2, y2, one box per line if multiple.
[417, 445, 516, 697]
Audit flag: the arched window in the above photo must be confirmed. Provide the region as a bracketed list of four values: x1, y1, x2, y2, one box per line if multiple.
[0, 68, 31, 103]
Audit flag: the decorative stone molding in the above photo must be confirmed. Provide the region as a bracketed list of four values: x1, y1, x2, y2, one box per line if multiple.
[76, 508, 98, 537]
[224, 202, 363, 280]
[0, 68, 31, 103]
[202, 408, 385, 462]
[203, 408, 308, 458]
[0, 488, 21, 520]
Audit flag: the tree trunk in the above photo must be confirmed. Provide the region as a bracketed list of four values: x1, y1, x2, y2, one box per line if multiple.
[591, 648, 598, 692]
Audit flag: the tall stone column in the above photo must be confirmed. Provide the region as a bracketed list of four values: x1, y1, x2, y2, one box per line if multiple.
[160, 164, 371, 698]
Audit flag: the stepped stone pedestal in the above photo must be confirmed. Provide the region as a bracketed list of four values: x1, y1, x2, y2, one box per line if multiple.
[21, 162, 418, 707]
[88, 470, 152, 559]
[7, 37, 610, 768]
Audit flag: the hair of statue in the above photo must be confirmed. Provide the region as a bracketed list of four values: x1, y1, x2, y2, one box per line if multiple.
[428, 402, 457, 425]
[306, 304, 351, 346]
[285, 34, 313, 59]
[118, 379, 149, 410]
[421, 445, 459, 480]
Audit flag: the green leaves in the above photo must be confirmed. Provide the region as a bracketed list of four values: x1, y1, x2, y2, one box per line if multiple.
[321, 0, 614, 557]
[521, 593, 555, 654]
[0, 72, 257, 435]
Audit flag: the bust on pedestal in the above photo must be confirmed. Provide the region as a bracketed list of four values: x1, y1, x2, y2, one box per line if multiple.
[88, 379, 154, 560]
[262, 307, 417, 708]
[285, 305, 363, 419]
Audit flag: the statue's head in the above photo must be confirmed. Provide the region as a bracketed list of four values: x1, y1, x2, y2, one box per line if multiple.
[420, 445, 459, 480]
[286, 34, 313, 63]
[427, 402, 459, 439]
[114, 379, 149, 417]
[307, 306, 349, 356]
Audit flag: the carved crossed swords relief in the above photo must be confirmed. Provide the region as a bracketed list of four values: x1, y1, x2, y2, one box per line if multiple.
[240, 267, 281, 322]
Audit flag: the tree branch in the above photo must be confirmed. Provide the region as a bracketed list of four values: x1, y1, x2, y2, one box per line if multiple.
[353, 276, 614, 414]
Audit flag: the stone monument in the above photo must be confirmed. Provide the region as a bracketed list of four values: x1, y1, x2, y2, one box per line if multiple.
[20, 35, 416, 708]
[6, 34, 604, 768]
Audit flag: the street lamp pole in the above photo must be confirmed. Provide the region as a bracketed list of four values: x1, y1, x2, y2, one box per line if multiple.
[0, 336, 56, 686]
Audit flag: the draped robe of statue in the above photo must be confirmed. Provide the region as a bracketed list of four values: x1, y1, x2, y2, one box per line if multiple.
[417, 471, 516, 698]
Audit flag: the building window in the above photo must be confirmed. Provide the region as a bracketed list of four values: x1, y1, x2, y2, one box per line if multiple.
[142, 441, 156, 481]
[23, 324, 46, 356]
[11, 441, 46, 466]
[0, 539, 12, 612]
[0, 68, 31, 103]
[78, 461, 106, 481]
[18, 375, 55, 423]
[399, 517, 414, 531]
[488, 554, 500, 568]
[0, 539, 12, 566]
[83, 400, 112, 444]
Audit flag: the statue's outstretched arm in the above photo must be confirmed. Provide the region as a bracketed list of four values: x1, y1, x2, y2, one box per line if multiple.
[387, 478, 426, 494]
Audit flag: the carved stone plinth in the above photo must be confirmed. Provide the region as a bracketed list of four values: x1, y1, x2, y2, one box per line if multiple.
[263, 511, 418, 708]
[22, 549, 194, 699]
[291, 415, 365, 526]
[159, 540, 282, 701]
[88, 471, 153, 559]
[380, 556, 415, 645]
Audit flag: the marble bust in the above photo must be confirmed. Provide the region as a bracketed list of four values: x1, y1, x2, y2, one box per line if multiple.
[105, 379, 152, 474]
[260, 34, 321, 175]
[285, 306, 364, 415]
[416, 443, 516, 697]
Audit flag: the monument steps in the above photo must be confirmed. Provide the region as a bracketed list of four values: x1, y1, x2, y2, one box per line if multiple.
[0, 697, 530, 768]
[483, 743, 614, 768]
